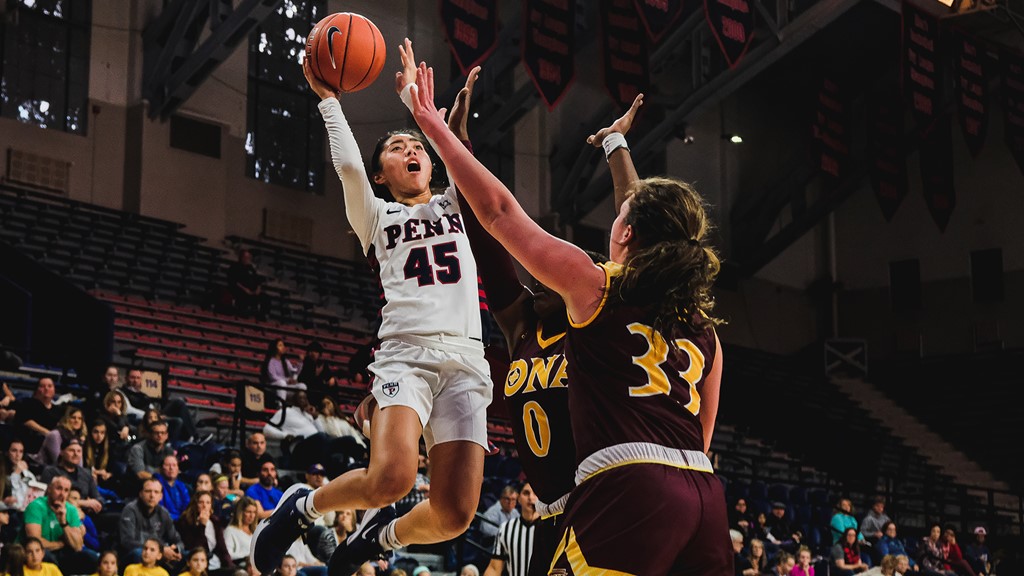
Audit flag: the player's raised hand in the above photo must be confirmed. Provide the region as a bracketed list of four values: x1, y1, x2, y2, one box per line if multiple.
[586, 93, 644, 147]
[394, 37, 418, 94]
[302, 57, 338, 100]
[448, 65, 481, 141]
[410, 62, 448, 131]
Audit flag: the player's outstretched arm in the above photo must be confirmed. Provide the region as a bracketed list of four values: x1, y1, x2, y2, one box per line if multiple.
[408, 63, 605, 322]
[586, 93, 643, 213]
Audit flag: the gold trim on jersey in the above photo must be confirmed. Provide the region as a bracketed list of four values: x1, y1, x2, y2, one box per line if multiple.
[536, 323, 566, 348]
[574, 442, 713, 486]
[548, 527, 637, 576]
[569, 261, 621, 329]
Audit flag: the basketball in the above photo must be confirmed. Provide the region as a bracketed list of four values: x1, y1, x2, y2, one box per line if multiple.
[305, 12, 386, 93]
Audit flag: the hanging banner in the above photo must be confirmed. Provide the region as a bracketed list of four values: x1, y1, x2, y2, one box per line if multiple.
[868, 88, 908, 222]
[439, 0, 499, 75]
[953, 30, 988, 157]
[704, 0, 754, 69]
[633, 0, 685, 44]
[1002, 48, 1024, 177]
[813, 73, 852, 190]
[919, 115, 956, 232]
[902, 2, 942, 119]
[523, 0, 576, 110]
[602, 0, 649, 110]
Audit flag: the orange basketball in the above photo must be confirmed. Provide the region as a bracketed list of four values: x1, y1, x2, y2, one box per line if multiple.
[305, 12, 386, 93]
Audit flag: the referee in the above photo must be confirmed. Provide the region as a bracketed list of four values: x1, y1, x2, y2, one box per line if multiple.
[483, 482, 539, 576]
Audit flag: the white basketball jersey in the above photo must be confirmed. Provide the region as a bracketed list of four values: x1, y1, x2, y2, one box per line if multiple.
[365, 187, 482, 341]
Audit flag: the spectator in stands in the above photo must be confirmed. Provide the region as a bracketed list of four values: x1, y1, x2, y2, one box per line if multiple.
[127, 420, 176, 487]
[963, 527, 990, 576]
[732, 529, 755, 576]
[89, 366, 142, 426]
[745, 538, 768, 575]
[24, 476, 97, 575]
[750, 510, 772, 549]
[211, 475, 237, 525]
[226, 249, 268, 320]
[459, 565, 479, 576]
[40, 437, 103, 514]
[768, 552, 795, 576]
[155, 455, 190, 521]
[15, 378, 62, 457]
[865, 554, 898, 576]
[244, 461, 281, 520]
[478, 484, 519, 540]
[84, 419, 115, 491]
[31, 406, 87, 469]
[296, 341, 336, 406]
[0, 381, 17, 423]
[123, 538, 170, 576]
[877, 521, 919, 572]
[122, 370, 199, 444]
[239, 435, 272, 490]
[766, 501, 803, 554]
[312, 508, 355, 563]
[861, 496, 891, 562]
[174, 490, 234, 575]
[223, 496, 258, 568]
[99, 390, 133, 459]
[394, 451, 429, 517]
[918, 524, 957, 576]
[315, 396, 367, 461]
[95, 549, 120, 576]
[941, 528, 978, 576]
[193, 473, 213, 494]
[260, 339, 304, 403]
[792, 545, 815, 576]
[831, 528, 870, 575]
[67, 487, 101, 555]
[831, 498, 866, 545]
[897, 555, 913, 576]
[5, 440, 39, 510]
[181, 548, 210, 576]
[264, 391, 355, 477]
[22, 537, 63, 576]
[209, 450, 244, 496]
[481, 481, 539, 576]
[118, 478, 185, 567]
[730, 497, 755, 540]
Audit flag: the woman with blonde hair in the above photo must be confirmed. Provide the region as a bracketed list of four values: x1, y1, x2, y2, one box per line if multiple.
[222, 497, 258, 567]
[30, 405, 86, 466]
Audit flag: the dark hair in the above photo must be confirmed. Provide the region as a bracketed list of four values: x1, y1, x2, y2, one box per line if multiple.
[612, 177, 722, 334]
[180, 490, 213, 526]
[4, 543, 26, 576]
[368, 129, 445, 199]
[86, 418, 109, 471]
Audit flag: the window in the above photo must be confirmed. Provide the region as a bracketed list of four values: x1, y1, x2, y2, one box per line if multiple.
[246, 0, 325, 193]
[0, 0, 91, 134]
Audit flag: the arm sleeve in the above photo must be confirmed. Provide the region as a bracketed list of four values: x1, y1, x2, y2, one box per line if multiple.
[119, 508, 143, 551]
[318, 98, 381, 251]
[126, 444, 145, 475]
[262, 411, 288, 441]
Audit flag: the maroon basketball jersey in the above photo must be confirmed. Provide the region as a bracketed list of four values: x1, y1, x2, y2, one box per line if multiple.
[565, 262, 717, 463]
[504, 322, 577, 503]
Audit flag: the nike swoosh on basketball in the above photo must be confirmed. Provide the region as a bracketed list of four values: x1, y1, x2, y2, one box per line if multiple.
[326, 26, 342, 69]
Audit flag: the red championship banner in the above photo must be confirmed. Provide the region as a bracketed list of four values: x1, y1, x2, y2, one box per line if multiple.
[440, 0, 500, 75]
[523, 0, 576, 110]
[633, 0, 685, 44]
[902, 2, 943, 119]
[868, 88, 908, 222]
[953, 30, 988, 157]
[704, 0, 754, 69]
[602, 0, 650, 110]
[813, 73, 852, 190]
[1001, 48, 1024, 177]
[919, 115, 956, 232]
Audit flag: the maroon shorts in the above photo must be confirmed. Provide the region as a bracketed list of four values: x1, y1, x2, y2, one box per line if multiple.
[546, 463, 733, 576]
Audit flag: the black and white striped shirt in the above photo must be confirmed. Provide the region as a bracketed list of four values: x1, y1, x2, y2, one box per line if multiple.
[491, 516, 536, 576]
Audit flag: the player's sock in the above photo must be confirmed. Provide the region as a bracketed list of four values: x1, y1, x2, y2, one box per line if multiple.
[296, 489, 323, 520]
[378, 519, 404, 551]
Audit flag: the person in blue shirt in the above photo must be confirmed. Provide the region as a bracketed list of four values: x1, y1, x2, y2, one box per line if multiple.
[155, 455, 190, 521]
[245, 461, 282, 519]
[876, 521, 919, 571]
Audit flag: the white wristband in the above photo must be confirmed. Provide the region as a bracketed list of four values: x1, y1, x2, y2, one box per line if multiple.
[602, 132, 629, 161]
